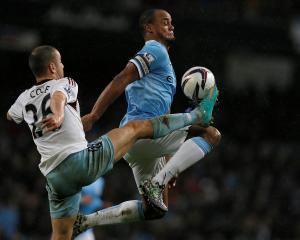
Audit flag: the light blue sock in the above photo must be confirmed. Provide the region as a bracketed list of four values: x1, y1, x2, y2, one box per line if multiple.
[191, 136, 213, 154]
[150, 112, 197, 139]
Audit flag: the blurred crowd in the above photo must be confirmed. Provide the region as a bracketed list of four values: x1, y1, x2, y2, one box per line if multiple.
[1, 0, 300, 239]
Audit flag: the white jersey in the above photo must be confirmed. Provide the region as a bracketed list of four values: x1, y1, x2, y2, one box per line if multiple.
[8, 78, 87, 176]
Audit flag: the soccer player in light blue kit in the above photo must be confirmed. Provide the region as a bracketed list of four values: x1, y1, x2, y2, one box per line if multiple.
[120, 41, 176, 126]
[74, 8, 220, 235]
[75, 178, 105, 240]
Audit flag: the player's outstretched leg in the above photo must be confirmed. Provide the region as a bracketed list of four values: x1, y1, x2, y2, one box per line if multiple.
[72, 200, 144, 239]
[141, 85, 219, 212]
[151, 85, 218, 139]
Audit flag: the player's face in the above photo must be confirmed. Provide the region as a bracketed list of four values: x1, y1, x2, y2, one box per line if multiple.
[151, 10, 175, 44]
[52, 50, 64, 79]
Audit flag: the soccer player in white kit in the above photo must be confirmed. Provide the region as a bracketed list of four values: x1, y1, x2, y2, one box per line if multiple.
[7, 45, 218, 239]
[75, 8, 221, 235]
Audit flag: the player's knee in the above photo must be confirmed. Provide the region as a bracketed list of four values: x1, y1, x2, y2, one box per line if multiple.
[202, 126, 221, 147]
[143, 204, 167, 220]
[125, 120, 152, 138]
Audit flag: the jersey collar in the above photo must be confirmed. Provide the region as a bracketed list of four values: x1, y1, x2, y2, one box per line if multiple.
[35, 79, 53, 86]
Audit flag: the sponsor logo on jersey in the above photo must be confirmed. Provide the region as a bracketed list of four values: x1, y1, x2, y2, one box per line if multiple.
[64, 85, 72, 97]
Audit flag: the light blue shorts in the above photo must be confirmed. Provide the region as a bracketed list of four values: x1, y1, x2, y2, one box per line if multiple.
[45, 135, 114, 219]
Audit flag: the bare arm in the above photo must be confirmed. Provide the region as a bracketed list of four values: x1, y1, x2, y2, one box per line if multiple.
[82, 62, 139, 131]
[42, 91, 67, 133]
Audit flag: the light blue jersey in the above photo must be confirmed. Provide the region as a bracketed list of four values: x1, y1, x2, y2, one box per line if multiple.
[80, 178, 105, 214]
[120, 40, 176, 126]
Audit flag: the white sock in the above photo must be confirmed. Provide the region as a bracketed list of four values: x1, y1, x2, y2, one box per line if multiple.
[152, 137, 212, 186]
[84, 200, 144, 228]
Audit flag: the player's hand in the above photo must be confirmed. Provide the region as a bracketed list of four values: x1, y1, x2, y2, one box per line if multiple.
[81, 113, 96, 132]
[41, 114, 63, 133]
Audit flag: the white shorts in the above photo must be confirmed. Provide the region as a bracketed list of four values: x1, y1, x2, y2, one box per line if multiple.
[124, 128, 188, 193]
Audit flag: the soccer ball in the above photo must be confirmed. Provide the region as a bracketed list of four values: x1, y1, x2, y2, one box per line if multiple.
[181, 66, 215, 101]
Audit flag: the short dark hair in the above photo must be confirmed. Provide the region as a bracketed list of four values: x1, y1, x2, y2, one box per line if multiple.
[139, 9, 161, 37]
[28, 45, 57, 77]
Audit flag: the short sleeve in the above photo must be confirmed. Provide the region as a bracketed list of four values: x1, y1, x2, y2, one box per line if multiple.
[51, 77, 78, 103]
[129, 41, 166, 78]
[8, 94, 24, 124]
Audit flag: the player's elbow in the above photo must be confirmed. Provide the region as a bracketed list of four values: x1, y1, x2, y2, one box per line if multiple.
[6, 112, 12, 121]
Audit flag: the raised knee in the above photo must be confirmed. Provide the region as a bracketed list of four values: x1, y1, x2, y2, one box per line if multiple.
[126, 120, 154, 140]
[202, 126, 221, 147]
[124, 120, 140, 132]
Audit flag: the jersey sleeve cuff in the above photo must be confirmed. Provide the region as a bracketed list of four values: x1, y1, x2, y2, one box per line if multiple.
[7, 110, 23, 124]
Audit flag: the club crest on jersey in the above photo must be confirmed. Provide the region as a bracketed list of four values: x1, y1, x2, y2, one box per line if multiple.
[144, 53, 154, 63]
[167, 76, 173, 82]
[64, 85, 72, 97]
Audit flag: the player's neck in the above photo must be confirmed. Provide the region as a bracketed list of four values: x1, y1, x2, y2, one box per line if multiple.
[36, 75, 55, 84]
[145, 37, 170, 50]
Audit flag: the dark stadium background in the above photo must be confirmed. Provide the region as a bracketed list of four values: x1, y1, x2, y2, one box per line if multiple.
[0, 1, 299, 239]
